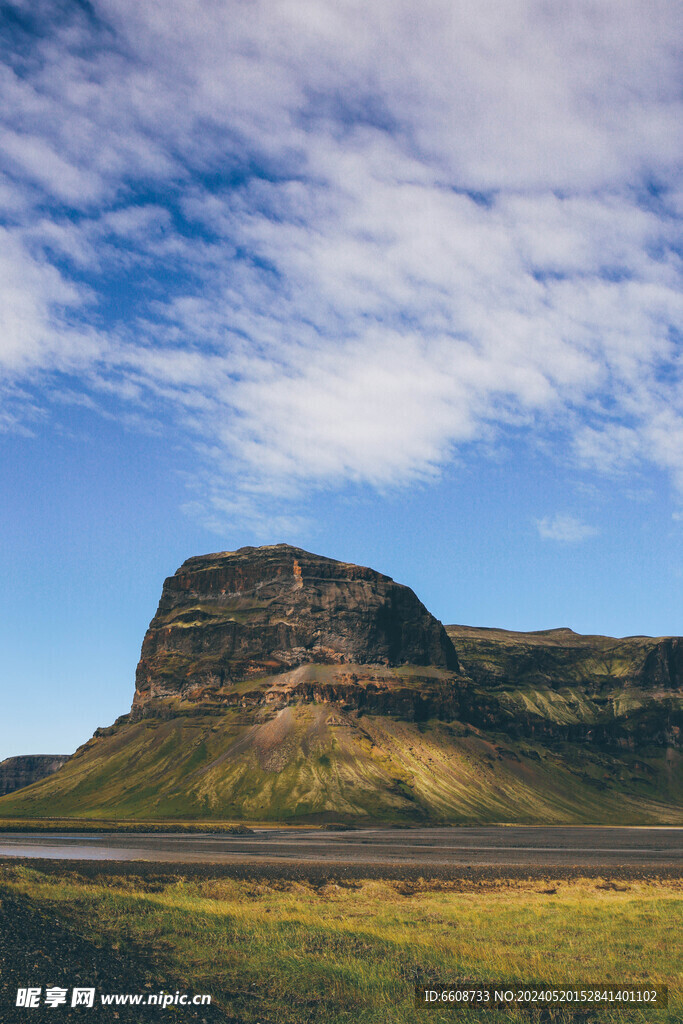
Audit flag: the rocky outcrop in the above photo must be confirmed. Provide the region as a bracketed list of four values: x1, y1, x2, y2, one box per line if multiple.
[639, 637, 683, 689]
[134, 544, 460, 707]
[0, 755, 69, 796]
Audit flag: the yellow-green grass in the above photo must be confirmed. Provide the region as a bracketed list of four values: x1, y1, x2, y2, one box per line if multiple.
[1, 864, 680, 1023]
[0, 817, 267, 833]
[1, 705, 680, 824]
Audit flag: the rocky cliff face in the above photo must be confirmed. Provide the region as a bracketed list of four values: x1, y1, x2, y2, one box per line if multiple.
[131, 547, 681, 753]
[0, 755, 69, 796]
[134, 544, 460, 707]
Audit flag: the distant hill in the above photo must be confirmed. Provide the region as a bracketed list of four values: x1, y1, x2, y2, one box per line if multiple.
[1, 546, 680, 824]
[0, 755, 69, 796]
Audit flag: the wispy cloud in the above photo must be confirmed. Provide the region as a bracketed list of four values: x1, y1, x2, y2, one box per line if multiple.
[0, 0, 681, 521]
[536, 513, 599, 543]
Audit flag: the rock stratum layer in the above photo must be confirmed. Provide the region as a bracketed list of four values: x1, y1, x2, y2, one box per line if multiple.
[0, 755, 69, 796]
[1, 546, 680, 825]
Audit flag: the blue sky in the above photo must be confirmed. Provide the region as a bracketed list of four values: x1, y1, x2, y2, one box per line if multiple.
[1, 0, 682, 758]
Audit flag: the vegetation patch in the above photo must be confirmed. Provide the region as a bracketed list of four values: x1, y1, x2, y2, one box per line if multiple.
[0, 864, 679, 1023]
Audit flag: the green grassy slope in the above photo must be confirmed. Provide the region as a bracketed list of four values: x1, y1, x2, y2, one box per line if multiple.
[1, 699, 680, 824]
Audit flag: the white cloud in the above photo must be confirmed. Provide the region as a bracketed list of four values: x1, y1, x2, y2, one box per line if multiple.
[536, 513, 598, 543]
[0, 126, 102, 203]
[0, 226, 102, 375]
[0, 0, 681, 517]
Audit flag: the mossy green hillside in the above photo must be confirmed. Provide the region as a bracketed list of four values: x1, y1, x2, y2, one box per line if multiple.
[0, 700, 679, 823]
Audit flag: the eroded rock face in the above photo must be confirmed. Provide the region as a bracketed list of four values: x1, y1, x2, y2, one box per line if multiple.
[446, 625, 683, 692]
[446, 625, 682, 749]
[134, 545, 460, 706]
[0, 755, 69, 796]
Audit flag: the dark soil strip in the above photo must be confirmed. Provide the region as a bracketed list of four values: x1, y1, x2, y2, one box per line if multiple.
[2, 857, 681, 886]
[0, 887, 231, 1023]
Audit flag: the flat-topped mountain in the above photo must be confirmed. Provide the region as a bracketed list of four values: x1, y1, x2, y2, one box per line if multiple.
[1, 546, 680, 825]
[134, 544, 459, 708]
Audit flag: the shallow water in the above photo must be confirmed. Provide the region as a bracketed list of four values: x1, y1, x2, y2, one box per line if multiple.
[0, 826, 681, 866]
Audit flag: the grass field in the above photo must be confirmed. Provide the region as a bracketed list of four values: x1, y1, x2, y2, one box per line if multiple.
[1, 863, 680, 1023]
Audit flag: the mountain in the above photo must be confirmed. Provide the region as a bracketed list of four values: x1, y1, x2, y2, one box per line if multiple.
[133, 544, 459, 710]
[1, 545, 680, 824]
[0, 755, 69, 796]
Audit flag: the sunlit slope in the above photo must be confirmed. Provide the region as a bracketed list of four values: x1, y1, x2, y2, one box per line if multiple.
[1, 699, 679, 823]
